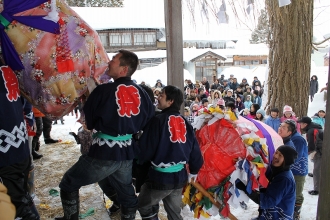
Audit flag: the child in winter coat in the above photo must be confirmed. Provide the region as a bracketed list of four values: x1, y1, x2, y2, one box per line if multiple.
[280, 105, 300, 133]
[312, 108, 325, 129]
[255, 109, 266, 122]
[209, 90, 222, 107]
[235, 96, 245, 112]
[253, 90, 262, 107]
[265, 108, 281, 132]
[247, 104, 260, 119]
[244, 95, 253, 110]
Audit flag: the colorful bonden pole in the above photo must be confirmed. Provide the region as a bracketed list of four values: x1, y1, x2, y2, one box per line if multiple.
[164, 0, 184, 113]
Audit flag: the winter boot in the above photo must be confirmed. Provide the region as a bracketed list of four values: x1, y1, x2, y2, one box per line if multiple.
[107, 195, 120, 216]
[27, 165, 36, 198]
[19, 205, 39, 220]
[34, 141, 40, 151]
[54, 190, 79, 220]
[32, 141, 43, 160]
[27, 194, 40, 219]
[294, 204, 302, 220]
[44, 138, 59, 144]
[121, 206, 137, 220]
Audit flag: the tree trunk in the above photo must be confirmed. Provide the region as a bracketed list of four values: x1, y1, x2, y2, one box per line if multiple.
[317, 60, 330, 219]
[265, 0, 313, 118]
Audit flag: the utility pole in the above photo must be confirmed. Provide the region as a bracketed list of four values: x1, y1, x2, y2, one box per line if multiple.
[317, 52, 330, 219]
[164, 0, 184, 90]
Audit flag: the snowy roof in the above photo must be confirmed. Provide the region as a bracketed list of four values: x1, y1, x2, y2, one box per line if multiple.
[71, 0, 254, 42]
[183, 48, 227, 62]
[214, 43, 269, 56]
[71, 6, 164, 30]
[132, 61, 195, 86]
[188, 50, 226, 62]
[108, 50, 167, 60]
[106, 45, 267, 63]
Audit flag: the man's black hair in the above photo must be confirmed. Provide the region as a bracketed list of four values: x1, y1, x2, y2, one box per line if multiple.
[283, 119, 297, 133]
[253, 90, 259, 96]
[139, 84, 155, 104]
[163, 85, 183, 111]
[118, 50, 139, 77]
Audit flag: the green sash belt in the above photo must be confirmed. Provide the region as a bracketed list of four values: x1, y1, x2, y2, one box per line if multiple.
[153, 164, 184, 173]
[92, 132, 132, 141]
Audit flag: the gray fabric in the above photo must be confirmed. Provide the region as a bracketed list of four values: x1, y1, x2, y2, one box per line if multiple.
[138, 184, 183, 220]
[294, 175, 305, 204]
[313, 152, 322, 191]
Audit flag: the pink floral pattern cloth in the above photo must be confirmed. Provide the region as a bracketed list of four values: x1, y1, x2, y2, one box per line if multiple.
[0, 0, 109, 118]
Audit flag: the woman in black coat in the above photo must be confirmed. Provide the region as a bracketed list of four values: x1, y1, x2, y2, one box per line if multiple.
[310, 75, 318, 102]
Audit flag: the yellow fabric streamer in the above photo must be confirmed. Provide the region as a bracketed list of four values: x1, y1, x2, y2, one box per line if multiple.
[182, 184, 192, 206]
[251, 162, 266, 169]
[195, 192, 203, 203]
[194, 206, 201, 218]
[209, 106, 224, 114]
[226, 110, 238, 121]
[244, 138, 254, 145]
[262, 144, 269, 156]
[200, 208, 211, 218]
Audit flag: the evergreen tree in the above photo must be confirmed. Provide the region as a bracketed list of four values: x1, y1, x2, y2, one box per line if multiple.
[66, 0, 123, 7]
[250, 9, 269, 44]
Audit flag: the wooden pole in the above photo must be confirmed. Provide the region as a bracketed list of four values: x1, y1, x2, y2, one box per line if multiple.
[316, 51, 330, 219]
[164, 0, 184, 113]
[191, 181, 238, 220]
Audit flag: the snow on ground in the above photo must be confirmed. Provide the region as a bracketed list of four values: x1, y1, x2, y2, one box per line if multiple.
[34, 66, 328, 219]
[132, 61, 195, 87]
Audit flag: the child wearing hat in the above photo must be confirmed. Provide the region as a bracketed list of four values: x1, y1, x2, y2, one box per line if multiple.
[280, 105, 300, 133]
[312, 108, 326, 129]
[236, 145, 297, 220]
[255, 109, 266, 122]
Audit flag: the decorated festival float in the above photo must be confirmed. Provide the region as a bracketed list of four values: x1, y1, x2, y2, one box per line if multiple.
[183, 106, 283, 219]
[0, 0, 110, 118]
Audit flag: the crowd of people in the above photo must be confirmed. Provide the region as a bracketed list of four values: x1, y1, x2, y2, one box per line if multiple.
[0, 49, 326, 220]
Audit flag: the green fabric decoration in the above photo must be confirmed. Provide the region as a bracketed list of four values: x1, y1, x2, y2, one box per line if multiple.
[79, 208, 95, 219]
[49, 189, 59, 197]
[252, 155, 262, 163]
[0, 14, 10, 28]
[199, 196, 213, 210]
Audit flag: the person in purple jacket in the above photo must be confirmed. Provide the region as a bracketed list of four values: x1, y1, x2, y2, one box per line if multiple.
[137, 85, 203, 220]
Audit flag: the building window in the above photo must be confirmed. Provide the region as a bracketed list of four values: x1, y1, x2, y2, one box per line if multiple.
[262, 60, 267, 64]
[110, 33, 121, 46]
[134, 32, 144, 45]
[145, 33, 156, 45]
[195, 58, 217, 82]
[253, 60, 260, 65]
[122, 33, 132, 46]
[99, 33, 109, 47]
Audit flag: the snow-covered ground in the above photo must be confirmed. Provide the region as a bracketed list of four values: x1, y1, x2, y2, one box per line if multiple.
[34, 66, 328, 219]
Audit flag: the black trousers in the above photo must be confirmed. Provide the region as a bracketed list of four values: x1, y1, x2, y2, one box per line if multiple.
[32, 117, 52, 143]
[0, 157, 32, 217]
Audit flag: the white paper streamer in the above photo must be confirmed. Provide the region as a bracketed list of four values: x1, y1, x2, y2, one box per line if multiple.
[43, 0, 59, 23]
